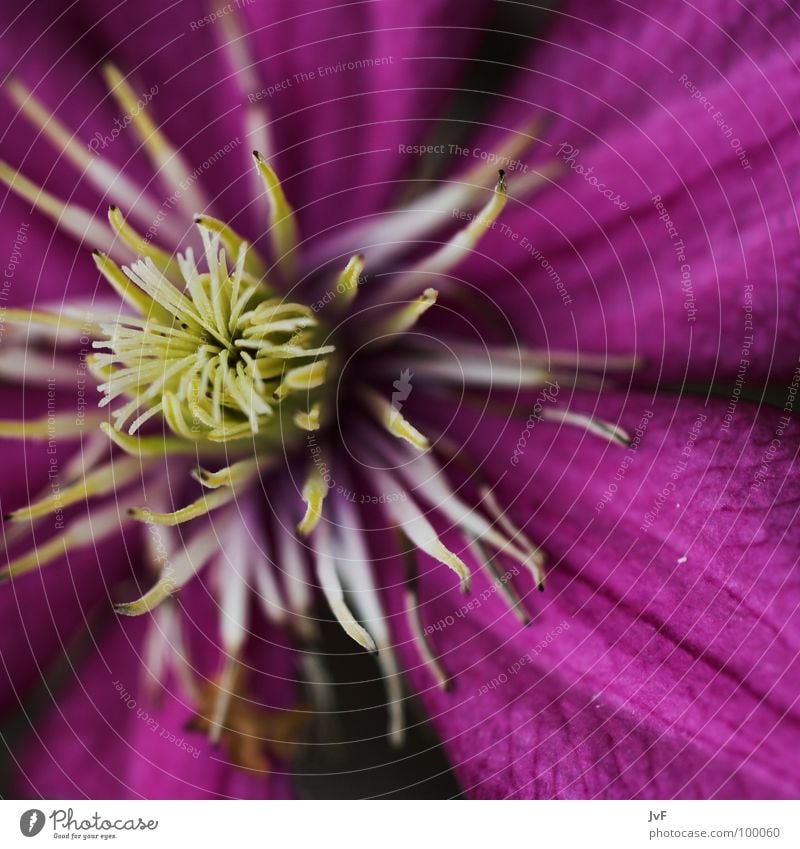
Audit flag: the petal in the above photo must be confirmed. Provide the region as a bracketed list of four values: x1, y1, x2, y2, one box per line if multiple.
[463, 0, 800, 383]
[0, 381, 135, 720]
[0, 0, 492, 294]
[0, 535, 132, 721]
[13, 598, 299, 799]
[240, 0, 492, 240]
[386, 391, 800, 798]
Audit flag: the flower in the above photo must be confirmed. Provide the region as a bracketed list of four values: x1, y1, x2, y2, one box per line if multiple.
[1, 0, 799, 800]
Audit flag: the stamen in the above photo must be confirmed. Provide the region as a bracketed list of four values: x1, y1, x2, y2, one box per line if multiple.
[194, 214, 267, 279]
[99, 421, 208, 457]
[2, 433, 128, 557]
[2, 308, 103, 339]
[297, 463, 328, 537]
[4, 457, 141, 522]
[63, 431, 112, 481]
[221, 496, 287, 628]
[388, 171, 508, 298]
[360, 387, 430, 451]
[5, 76, 176, 238]
[314, 521, 377, 653]
[92, 224, 332, 447]
[332, 254, 364, 311]
[0, 349, 78, 386]
[127, 404, 164, 436]
[274, 359, 329, 401]
[218, 540, 251, 657]
[209, 653, 240, 746]
[119, 259, 200, 329]
[467, 536, 531, 625]
[308, 117, 547, 271]
[272, 504, 314, 636]
[542, 407, 631, 446]
[215, 10, 274, 169]
[0, 160, 115, 249]
[253, 553, 288, 627]
[368, 287, 438, 342]
[252, 151, 299, 280]
[373, 469, 470, 592]
[0, 499, 128, 582]
[335, 496, 405, 744]
[0, 414, 99, 439]
[192, 459, 260, 489]
[115, 525, 221, 616]
[545, 351, 644, 372]
[477, 484, 545, 589]
[142, 603, 199, 701]
[293, 402, 321, 432]
[107, 205, 176, 271]
[128, 485, 242, 526]
[92, 250, 166, 319]
[102, 63, 206, 216]
[378, 438, 545, 585]
[384, 343, 552, 388]
[458, 119, 546, 189]
[402, 547, 450, 691]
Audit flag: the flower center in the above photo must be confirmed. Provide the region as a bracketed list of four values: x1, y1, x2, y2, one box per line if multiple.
[91, 217, 333, 446]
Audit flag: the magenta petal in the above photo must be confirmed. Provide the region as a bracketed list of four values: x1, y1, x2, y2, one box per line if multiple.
[0, 0, 491, 278]
[467, 0, 800, 383]
[238, 0, 491, 238]
[14, 614, 298, 799]
[388, 392, 800, 798]
[0, 531, 134, 723]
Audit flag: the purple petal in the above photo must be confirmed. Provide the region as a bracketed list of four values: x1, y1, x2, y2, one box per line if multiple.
[14, 606, 299, 799]
[464, 0, 800, 383]
[387, 391, 800, 798]
[1, 0, 491, 253]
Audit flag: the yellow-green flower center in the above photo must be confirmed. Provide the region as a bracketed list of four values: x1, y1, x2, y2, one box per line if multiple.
[90, 220, 332, 446]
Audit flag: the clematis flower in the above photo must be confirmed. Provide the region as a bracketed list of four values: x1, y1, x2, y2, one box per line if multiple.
[1, 0, 799, 801]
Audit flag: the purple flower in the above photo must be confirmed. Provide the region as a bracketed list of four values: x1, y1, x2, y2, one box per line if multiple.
[0, 0, 798, 800]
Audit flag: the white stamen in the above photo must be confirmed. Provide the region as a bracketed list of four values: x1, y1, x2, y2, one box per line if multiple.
[314, 521, 377, 653]
[371, 468, 470, 592]
[102, 63, 207, 216]
[115, 524, 221, 615]
[379, 343, 552, 388]
[209, 654, 239, 746]
[377, 438, 545, 586]
[542, 407, 631, 446]
[335, 495, 405, 745]
[404, 582, 450, 691]
[215, 10, 274, 211]
[272, 502, 314, 634]
[307, 119, 547, 271]
[383, 171, 507, 299]
[5, 76, 182, 242]
[218, 529, 252, 655]
[0, 161, 117, 251]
